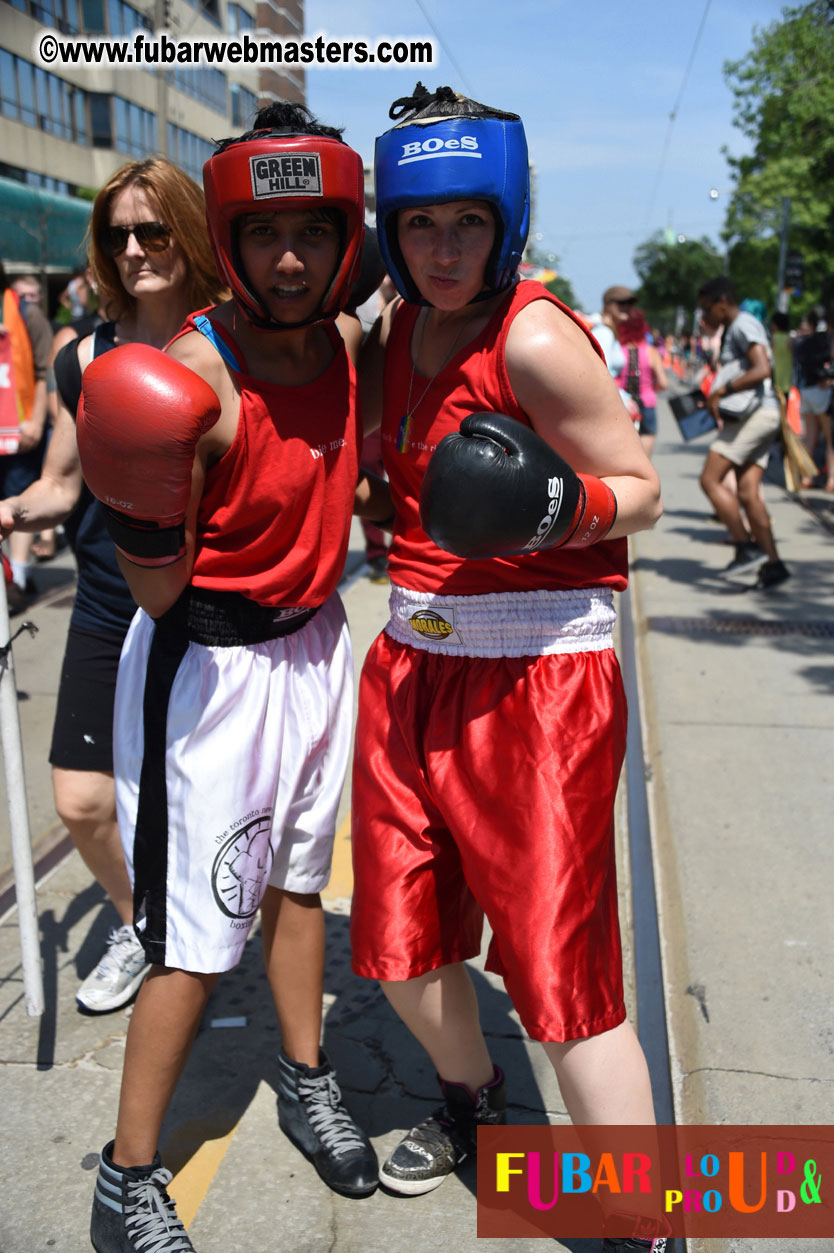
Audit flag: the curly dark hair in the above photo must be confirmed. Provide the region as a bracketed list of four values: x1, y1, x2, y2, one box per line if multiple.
[214, 100, 344, 152]
[388, 82, 519, 124]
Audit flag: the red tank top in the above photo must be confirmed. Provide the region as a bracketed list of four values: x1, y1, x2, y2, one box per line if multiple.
[171, 309, 360, 608]
[382, 281, 628, 595]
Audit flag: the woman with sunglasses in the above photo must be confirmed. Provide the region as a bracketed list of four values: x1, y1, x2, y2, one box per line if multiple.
[0, 158, 225, 1016]
[349, 84, 666, 1251]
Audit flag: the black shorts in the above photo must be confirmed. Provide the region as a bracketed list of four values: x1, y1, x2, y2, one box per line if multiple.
[49, 625, 125, 772]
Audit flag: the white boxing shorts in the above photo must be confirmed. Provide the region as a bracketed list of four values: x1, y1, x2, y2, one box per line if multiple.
[114, 590, 352, 973]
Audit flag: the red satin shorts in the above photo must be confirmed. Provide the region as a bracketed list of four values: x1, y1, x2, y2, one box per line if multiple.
[349, 630, 628, 1042]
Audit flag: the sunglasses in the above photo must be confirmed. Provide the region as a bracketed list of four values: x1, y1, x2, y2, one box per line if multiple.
[614, 298, 637, 308]
[102, 221, 173, 257]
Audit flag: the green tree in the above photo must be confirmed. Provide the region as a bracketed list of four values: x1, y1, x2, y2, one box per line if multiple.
[723, 0, 834, 313]
[524, 246, 579, 311]
[631, 232, 723, 328]
[544, 273, 579, 310]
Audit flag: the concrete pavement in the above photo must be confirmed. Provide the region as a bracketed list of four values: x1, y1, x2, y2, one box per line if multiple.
[0, 401, 832, 1252]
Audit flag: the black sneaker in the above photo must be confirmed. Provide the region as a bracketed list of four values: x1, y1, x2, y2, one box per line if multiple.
[718, 541, 767, 579]
[277, 1049, 378, 1197]
[366, 555, 389, 584]
[90, 1140, 195, 1252]
[752, 558, 791, 590]
[379, 1066, 506, 1196]
[6, 578, 35, 616]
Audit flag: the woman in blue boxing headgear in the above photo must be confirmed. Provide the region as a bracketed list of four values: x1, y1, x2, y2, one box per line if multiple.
[350, 84, 667, 1251]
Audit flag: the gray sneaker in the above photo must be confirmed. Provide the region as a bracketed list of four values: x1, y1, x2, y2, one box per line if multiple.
[77, 925, 150, 1013]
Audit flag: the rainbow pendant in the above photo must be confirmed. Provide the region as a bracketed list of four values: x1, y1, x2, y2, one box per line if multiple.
[396, 412, 413, 453]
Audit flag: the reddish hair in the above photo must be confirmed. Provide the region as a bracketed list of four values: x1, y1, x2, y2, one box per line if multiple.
[618, 308, 650, 344]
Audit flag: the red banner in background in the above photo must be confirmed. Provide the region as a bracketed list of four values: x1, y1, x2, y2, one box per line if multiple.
[0, 332, 22, 454]
[476, 1124, 832, 1239]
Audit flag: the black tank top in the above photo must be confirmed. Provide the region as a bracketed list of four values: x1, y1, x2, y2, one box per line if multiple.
[54, 323, 137, 638]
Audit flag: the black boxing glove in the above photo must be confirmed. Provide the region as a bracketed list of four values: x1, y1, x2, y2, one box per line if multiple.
[419, 412, 617, 559]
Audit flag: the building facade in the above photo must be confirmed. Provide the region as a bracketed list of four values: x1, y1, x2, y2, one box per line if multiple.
[0, 0, 305, 281]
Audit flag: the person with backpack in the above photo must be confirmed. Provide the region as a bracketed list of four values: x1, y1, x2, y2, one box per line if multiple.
[616, 307, 669, 458]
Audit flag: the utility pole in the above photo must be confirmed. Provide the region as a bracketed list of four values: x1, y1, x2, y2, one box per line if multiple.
[776, 196, 790, 313]
[154, 0, 169, 156]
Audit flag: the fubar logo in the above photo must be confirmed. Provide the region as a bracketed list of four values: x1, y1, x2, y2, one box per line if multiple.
[250, 153, 323, 198]
[398, 136, 481, 164]
[409, 609, 454, 638]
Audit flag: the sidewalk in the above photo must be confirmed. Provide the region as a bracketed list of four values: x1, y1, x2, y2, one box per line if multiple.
[0, 524, 583, 1253]
[0, 412, 832, 1252]
[630, 401, 834, 1253]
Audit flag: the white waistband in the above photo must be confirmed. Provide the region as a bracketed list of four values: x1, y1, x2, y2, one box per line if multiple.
[385, 585, 616, 658]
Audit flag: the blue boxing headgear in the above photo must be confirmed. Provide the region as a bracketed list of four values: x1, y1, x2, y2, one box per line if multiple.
[375, 86, 530, 304]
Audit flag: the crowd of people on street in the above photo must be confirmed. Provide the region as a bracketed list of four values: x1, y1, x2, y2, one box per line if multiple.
[1, 77, 831, 1253]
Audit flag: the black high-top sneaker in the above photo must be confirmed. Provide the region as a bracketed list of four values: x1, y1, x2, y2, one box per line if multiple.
[277, 1049, 378, 1197]
[379, 1066, 507, 1195]
[90, 1140, 195, 1252]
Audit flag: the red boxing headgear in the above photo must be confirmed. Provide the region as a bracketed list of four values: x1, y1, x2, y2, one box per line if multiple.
[203, 131, 365, 328]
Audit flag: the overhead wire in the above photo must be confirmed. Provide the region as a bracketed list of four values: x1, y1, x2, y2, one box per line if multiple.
[412, 0, 476, 99]
[643, 0, 714, 231]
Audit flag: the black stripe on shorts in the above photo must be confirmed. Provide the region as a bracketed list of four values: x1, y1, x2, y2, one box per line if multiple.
[131, 621, 189, 966]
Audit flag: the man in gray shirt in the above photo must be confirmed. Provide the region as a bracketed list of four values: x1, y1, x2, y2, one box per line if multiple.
[697, 275, 789, 590]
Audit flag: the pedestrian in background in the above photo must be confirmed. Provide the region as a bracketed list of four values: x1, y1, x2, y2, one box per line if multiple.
[794, 303, 834, 491]
[617, 306, 668, 458]
[697, 276, 789, 589]
[0, 259, 53, 612]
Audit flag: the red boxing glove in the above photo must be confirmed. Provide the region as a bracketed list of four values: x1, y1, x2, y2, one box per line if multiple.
[78, 344, 221, 567]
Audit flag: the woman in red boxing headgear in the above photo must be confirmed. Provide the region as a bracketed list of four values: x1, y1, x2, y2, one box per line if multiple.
[78, 102, 388, 1253]
[348, 84, 667, 1251]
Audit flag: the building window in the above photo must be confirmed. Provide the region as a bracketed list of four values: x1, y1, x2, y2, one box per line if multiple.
[170, 66, 227, 115]
[167, 122, 215, 182]
[89, 93, 112, 148]
[106, 0, 151, 37]
[1, 0, 81, 32]
[227, 2, 255, 34]
[0, 50, 89, 143]
[0, 160, 78, 196]
[24, 169, 73, 194]
[111, 95, 157, 156]
[230, 82, 257, 129]
[0, 50, 20, 122]
[80, 0, 105, 32]
[181, 0, 221, 27]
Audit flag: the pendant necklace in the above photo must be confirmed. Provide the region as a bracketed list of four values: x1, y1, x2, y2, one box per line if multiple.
[396, 310, 468, 453]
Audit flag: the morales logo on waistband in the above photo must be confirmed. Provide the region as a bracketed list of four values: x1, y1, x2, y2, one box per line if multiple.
[409, 609, 455, 639]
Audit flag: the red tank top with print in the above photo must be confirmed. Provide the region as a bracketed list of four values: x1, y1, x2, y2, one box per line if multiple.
[170, 309, 360, 608]
[382, 280, 628, 595]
